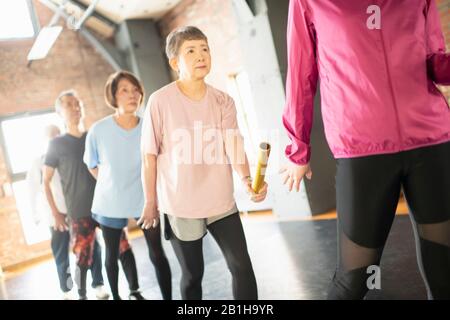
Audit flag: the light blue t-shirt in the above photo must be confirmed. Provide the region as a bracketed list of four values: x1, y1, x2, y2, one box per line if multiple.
[84, 115, 143, 220]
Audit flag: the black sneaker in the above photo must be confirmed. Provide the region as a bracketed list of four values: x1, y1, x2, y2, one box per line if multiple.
[128, 292, 146, 300]
[78, 295, 88, 300]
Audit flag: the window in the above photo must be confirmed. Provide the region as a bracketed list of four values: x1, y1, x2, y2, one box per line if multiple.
[227, 71, 272, 212]
[227, 71, 260, 165]
[0, 0, 38, 40]
[1, 111, 64, 244]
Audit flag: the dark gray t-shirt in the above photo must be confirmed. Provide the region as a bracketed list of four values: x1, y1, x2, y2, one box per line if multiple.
[44, 133, 95, 219]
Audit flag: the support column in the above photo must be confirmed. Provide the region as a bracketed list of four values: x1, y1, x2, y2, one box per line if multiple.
[115, 19, 171, 106]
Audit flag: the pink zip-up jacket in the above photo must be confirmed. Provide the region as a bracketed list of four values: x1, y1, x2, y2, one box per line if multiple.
[283, 0, 450, 165]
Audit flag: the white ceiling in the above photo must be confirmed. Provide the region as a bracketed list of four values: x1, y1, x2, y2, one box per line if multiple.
[76, 0, 183, 22]
[46, 0, 183, 37]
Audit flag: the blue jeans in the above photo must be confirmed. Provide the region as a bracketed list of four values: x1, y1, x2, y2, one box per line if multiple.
[50, 228, 104, 292]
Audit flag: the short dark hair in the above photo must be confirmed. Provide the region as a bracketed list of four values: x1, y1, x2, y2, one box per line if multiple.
[165, 26, 208, 59]
[104, 71, 145, 109]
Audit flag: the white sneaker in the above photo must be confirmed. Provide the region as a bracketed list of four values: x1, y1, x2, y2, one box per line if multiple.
[94, 285, 110, 300]
[62, 291, 75, 300]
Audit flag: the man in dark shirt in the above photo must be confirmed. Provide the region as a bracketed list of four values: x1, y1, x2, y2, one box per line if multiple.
[43, 90, 109, 300]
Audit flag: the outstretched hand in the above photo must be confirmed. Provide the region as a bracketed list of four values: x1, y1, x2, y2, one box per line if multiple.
[279, 163, 312, 192]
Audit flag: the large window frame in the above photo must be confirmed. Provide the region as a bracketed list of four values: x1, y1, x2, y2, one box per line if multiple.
[0, 0, 40, 41]
[0, 109, 63, 245]
[0, 109, 57, 182]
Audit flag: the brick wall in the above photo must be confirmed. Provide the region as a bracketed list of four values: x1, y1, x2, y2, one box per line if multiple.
[0, 0, 114, 269]
[158, 0, 243, 91]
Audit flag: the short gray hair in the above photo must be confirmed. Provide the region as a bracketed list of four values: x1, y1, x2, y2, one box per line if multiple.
[55, 89, 78, 113]
[165, 26, 208, 59]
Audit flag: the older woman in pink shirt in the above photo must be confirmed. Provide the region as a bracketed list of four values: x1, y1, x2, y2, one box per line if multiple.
[139, 26, 268, 300]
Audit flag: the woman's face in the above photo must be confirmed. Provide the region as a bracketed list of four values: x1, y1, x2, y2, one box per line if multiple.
[171, 39, 211, 81]
[115, 78, 142, 114]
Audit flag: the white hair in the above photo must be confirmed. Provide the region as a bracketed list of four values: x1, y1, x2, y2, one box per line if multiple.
[54, 89, 78, 113]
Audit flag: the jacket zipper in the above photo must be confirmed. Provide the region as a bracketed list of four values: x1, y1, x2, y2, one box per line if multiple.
[380, 28, 403, 148]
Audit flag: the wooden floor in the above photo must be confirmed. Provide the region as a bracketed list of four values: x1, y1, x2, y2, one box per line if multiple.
[0, 198, 427, 300]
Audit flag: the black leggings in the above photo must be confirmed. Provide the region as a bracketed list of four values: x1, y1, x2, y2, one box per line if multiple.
[168, 212, 257, 300]
[328, 141, 450, 300]
[100, 225, 139, 300]
[100, 224, 172, 300]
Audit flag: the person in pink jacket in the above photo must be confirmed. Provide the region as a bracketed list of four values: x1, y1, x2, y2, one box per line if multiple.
[281, 0, 450, 299]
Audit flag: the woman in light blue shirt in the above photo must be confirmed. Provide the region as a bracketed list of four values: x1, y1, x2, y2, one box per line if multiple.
[84, 71, 172, 300]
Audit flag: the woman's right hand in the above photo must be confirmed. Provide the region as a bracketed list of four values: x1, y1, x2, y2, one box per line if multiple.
[53, 211, 68, 232]
[137, 201, 160, 230]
